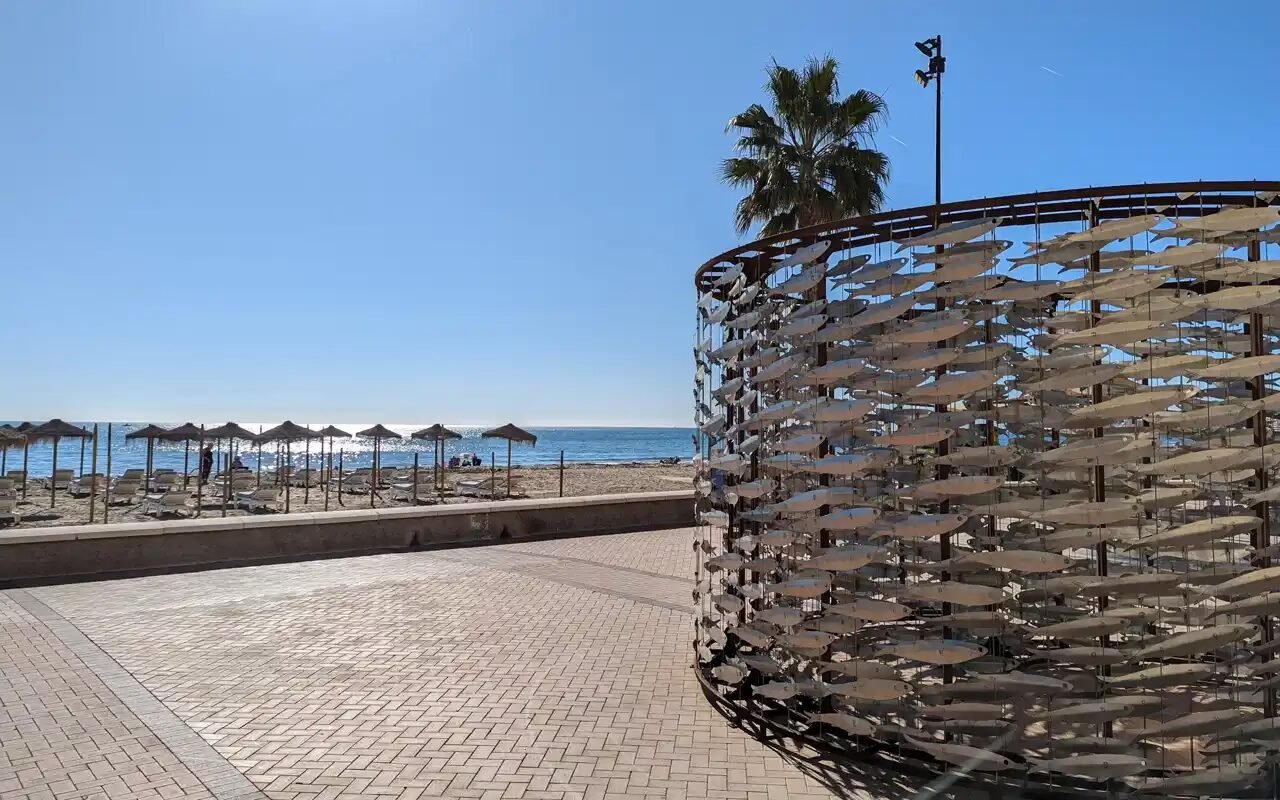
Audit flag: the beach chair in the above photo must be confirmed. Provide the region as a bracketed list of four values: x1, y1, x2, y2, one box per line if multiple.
[6, 470, 26, 485]
[119, 468, 145, 482]
[235, 488, 280, 513]
[388, 479, 436, 503]
[453, 476, 520, 499]
[107, 481, 141, 505]
[67, 474, 105, 497]
[341, 472, 372, 494]
[288, 468, 318, 488]
[139, 491, 192, 517]
[42, 469, 75, 491]
[149, 472, 178, 492]
[0, 497, 18, 525]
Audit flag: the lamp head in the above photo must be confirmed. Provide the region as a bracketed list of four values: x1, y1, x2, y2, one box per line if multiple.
[914, 40, 935, 57]
[914, 69, 931, 88]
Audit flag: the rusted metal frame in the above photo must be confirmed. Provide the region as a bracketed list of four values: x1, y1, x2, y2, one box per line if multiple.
[1082, 203, 1114, 739]
[696, 181, 1280, 288]
[1244, 236, 1277, 722]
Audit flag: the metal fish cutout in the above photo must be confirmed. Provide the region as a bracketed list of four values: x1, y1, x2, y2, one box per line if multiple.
[806, 713, 875, 737]
[911, 475, 1004, 499]
[898, 582, 1008, 607]
[1102, 663, 1214, 689]
[876, 639, 987, 665]
[1132, 709, 1257, 741]
[775, 263, 827, 295]
[1194, 354, 1280, 380]
[768, 575, 833, 599]
[777, 240, 832, 268]
[826, 599, 911, 622]
[1131, 624, 1257, 660]
[754, 680, 799, 701]
[903, 736, 1017, 771]
[895, 217, 1002, 251]
[1029, 754, 1147, 780]
[1126, 515, 1260, 551]
[1130, 766, 1263, 796]
[968, 671, 1073, 694]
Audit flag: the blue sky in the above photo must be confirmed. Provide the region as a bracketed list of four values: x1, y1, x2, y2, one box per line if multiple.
[3, 1, 1278, 426]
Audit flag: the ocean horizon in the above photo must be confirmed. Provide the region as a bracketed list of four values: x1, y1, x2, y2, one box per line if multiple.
[1, 423, 696, 476]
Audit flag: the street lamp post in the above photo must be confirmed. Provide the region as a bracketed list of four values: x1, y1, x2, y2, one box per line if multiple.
[914, 36, 946, 222]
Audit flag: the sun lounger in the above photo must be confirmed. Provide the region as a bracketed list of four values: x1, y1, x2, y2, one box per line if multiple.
[341, 473, 372, 494]
[453, 476, 520, 499]
[388, 481, 436, 502]
[0, 496, 19, 525]
[148, 472, 178, 492]
[67, 474, 105, 497]
[288, 469, 318, 488]
[139, 491, 192, 517]
[235, 489, 280, 513]
[107, 481, 141, 505]
[41, 469, 75, 491]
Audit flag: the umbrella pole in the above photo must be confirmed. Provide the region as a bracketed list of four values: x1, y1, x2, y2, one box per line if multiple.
[147, 439, 154, 491]
[338, 449, 345, 506]
[324, 446, 331, 511]
[560, 449, 564, 498]
[183, 441, 190, 490]
[413, 452, 419, 505]
[195, 427, 205, 516]
[370, 438, 377, 508]
[221, 439, 229, 518]
[491, 451, 496, 497]
[79, 435, 85, 478]
[21, 442, 28, 498]
[89, 424, 99, 523]
[507, 440, 512, 499]
[50, 436, 60, 509]
[103, 423, 113, 523]
[305, 437, 311, 504]
[285, 442, 291, 513]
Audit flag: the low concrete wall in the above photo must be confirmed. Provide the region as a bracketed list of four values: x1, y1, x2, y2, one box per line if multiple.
[0, 491, 692, 587]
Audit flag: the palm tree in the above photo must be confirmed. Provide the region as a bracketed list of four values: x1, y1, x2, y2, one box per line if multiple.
[722, 56, 889, 237]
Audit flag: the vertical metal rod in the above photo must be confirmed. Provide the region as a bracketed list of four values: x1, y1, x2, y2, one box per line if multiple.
[370, 438, 377, 508]
[324, 448, 331, 511]
[79, 435, 86, 478]
[89, 424, 99, 524]
[21, 442, 28, 498]
[196, 427, 205, 516]
[304, 437, 311, 504]
[103, 424, 113, 523]
[413, 452, 419, 505]
[338, 449, 345, 506]
[1247, 234, 1276, 722]
[559, 450, 565, 497]
[49, 437, 59, 509]
[183, 441, 190, 491]
[507, 440, 513, 499]
[491, 451, 496, 496]
[284, 441, 291, 513]
[1085, 202, 1113, 739]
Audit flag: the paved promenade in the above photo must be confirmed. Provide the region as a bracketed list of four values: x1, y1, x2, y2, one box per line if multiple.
[1, 529, 942, 800]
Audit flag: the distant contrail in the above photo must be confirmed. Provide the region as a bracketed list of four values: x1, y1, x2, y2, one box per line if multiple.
[1041, 66, 1064, 77]
[889, 135, 909, 148]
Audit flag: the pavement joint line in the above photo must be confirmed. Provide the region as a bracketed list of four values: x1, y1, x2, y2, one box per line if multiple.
[5, 588, 269, 800]
[498, 544, 693, 585]
[432, 551, 692, 614]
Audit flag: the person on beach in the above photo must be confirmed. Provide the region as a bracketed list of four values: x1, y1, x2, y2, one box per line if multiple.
[231, 456, 245, 470]
[200, 447, 213, 482]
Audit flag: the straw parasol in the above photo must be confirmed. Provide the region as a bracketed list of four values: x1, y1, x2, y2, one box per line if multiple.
[0, 425, 25, 474]
[412, 424, 462, 493]
[357, 425, 401, 507]
[315, 425, 351, 508]
[24, 419, 93, 508]
[256, 421, 320, 512]
[14, 422, 35, 497]
[203, 423, 257, 516]
[481, 423, 537, 499]
[125, 424, 169, 490]
[160, 423, 205, 490]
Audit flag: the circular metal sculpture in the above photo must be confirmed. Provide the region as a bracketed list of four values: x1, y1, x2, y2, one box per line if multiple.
[692, 181, 1280, 797]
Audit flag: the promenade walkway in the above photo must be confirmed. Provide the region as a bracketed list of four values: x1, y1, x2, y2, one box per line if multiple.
[1, 528, 950, 800]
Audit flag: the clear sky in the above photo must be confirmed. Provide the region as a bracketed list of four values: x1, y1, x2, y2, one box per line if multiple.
[3, 2, 1277, 426]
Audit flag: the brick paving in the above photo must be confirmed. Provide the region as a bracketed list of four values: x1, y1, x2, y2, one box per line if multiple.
[1, 528, 942, 799]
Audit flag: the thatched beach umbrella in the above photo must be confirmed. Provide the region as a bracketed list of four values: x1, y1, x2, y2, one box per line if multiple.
[412, 424, 461, 492]
[256, 421, 320, 512]
[25, 419, 93, 508]
[0, 425, 25, 474]
[315, 425, 351, 507]
[203, 422, 256, 516]
[481, 423, 537, 499]
[357, 425, 401, 507]
[14, 422, 35, 497]
[161, 423, 205, 490]
[125, 424, 169, 489]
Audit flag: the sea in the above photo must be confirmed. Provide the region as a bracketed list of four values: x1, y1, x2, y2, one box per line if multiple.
[1, 423, 696, 477]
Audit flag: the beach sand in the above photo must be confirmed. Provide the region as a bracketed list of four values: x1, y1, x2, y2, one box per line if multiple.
[6, 462, 695, 529]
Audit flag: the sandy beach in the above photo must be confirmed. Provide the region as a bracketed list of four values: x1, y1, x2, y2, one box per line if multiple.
[4, 462, 695, 529]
